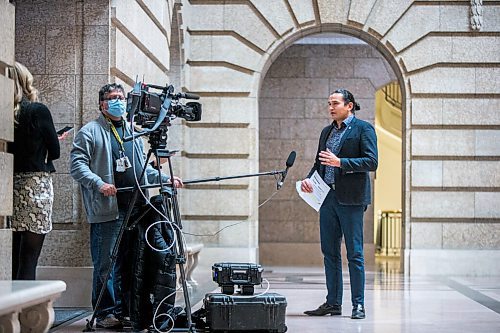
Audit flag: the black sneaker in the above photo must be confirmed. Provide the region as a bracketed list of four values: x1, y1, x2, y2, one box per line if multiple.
[351, 304, 365, 319]
[304, 302, 342, 316]
[96, 314, 123, 329]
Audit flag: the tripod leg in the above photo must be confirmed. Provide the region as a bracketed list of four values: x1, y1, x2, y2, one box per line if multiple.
[84, 190, 147, 331]
[155, 152, 194, 332]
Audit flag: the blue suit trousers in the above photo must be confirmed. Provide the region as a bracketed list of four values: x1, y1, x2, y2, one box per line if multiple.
[319, 189, 365, 306]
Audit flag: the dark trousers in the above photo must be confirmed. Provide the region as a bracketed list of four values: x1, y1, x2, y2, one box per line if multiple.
[319, 190, 365, 306]
[90, 208, 134, 319]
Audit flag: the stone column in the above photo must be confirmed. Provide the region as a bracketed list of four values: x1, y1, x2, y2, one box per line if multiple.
[0, 0, 15, 281]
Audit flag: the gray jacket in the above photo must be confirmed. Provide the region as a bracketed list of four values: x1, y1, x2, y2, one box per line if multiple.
[70, 114, 169, 223]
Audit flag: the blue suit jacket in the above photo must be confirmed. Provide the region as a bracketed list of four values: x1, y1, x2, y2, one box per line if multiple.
[307, 117, 378, 206]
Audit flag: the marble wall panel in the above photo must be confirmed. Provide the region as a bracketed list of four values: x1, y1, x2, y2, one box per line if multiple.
[476, 130, 500, 156]
[442, 223, 500, 250]
[180, 189, 250, 216]
[0, 229, 12, 280]
[185, 127, 252, 155]
[0, 153, 13, 216]
[222, 4, 277, 51]
[34, 75, 77, 125]
[475, 193, 500, 219]
[186, 66, 253, 93]
[365, 0, 413, 36]
[266, 57, 305, 78]
[83, 25, 109, 75]
[114, 0, 170, 67]
[400, 37, 452, 73]
[0, 76, 14, 142]
[260, 97, 305, 119]
[412, 98, 500, 126]
[442, 161, 500, 188]
[409, 68, 476, 94]
[385, 5, 440, 52]
[317, 0, 349, 24]
[115, 29, 167, 84]
[46, 26, 77, 74]
[15, 25, 46, 74]
[328, 78, 376, 99]
[411, 160, 442, 187]
[411, 191, 474, 218]
[250, 0, 295, 35]
[14, 0, 76, 26]
[411, 129, 475, 156]
[442, 99, 500, 126]
[452, 37, 500, 63]
[0, 0, 15, 65]
[39, 229, 91, 267]
[411, 98, 442, 125]
[411, 223, 442, 249]
[83, 0, 109, 25]
[476, 68, 500, 94]
[305, 57, 354, 78]
[52, 174, 76, 223]
[184, 3, 224, 31]
[287, 0, 315, 25]
[354, 58, 393, 89]
[348, 0, 377, 25]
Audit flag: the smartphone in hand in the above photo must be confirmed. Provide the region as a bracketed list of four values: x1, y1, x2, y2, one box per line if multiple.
[57, 126, 74, 135]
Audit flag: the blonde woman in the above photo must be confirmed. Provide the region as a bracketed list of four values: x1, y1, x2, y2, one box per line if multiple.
[8, 62, 60, 280]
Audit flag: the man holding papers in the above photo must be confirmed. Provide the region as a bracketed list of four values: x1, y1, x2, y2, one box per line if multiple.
[301, 89, 378, 320]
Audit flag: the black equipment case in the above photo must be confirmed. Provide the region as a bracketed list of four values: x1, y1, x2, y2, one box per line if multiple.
[212, 262, 263, 295]
[204, 292, 287, 332]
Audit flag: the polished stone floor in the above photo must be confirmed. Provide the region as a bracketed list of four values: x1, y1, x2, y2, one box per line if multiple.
[53, 261, 500, 332]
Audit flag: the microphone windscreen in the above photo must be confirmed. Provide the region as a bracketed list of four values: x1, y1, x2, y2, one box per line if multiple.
[183, 92, 200, 100]
[286, 151, 296, 167]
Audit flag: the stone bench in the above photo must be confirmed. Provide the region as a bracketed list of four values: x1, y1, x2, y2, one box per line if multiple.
[0, 280, 66, 333]
[177, 243, 204, 287]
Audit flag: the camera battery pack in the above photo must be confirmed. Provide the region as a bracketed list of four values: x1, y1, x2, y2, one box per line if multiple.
[204, 292, 287, 332]
[212, 262, 263, 295]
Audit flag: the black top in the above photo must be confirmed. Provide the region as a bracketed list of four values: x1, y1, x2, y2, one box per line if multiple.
[109, 119, 146, 208]
[8, 100, 60, 173]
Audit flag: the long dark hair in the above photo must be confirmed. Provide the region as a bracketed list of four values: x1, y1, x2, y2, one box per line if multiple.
[333, 88, 360, 113]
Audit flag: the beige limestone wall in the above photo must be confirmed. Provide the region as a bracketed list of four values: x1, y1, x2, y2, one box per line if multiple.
[258, 43, 395, 266]
[0, 0, 15, 280]
[5, 0, 500, 276]
[12, 0, 177, 271]
[180, 0, 500, 274]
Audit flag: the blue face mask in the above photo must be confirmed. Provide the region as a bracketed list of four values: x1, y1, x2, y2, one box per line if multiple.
[106, 98, 126, 118]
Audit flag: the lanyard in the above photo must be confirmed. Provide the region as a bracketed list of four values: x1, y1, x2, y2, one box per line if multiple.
[105, 117, 125, 153]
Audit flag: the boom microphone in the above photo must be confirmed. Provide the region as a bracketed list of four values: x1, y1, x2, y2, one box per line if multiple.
[277, 151, 296, 190]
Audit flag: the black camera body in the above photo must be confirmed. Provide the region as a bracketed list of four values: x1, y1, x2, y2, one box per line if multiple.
[127, 82, 202, 129]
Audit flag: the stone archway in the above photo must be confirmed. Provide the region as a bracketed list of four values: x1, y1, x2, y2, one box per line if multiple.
[180, 0, 500, 276]
[256, 28, 404, 266]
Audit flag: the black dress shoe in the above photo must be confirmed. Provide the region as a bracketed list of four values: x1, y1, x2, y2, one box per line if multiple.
[351, 304, 365, 319]
[304, 302, 342, 316]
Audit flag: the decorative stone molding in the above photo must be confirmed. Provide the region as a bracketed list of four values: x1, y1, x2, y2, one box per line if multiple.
[470, 0, 483, 31]
[0, 281, 65, 333]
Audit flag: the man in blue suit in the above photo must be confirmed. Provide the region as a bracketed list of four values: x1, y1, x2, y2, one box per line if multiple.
[301, 89, 378, 319]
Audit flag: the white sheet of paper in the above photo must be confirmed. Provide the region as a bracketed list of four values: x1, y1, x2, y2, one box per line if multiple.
[295, 171, 331, 212]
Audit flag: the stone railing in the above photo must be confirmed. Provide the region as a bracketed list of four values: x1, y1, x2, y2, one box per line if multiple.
[0, 280, 66, 333]
[177, 243, 204, 288]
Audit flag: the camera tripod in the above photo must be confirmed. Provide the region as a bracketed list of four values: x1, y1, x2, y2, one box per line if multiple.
[84, 127, 196, 332]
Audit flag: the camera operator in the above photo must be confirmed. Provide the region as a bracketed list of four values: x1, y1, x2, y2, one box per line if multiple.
[70, 83, 183, 329]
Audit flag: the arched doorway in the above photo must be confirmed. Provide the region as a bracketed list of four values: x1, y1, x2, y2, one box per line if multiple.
[256, 28, 406, 269]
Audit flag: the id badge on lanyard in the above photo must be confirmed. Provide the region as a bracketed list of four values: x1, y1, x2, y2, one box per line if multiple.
[110, 119, 132, 173]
